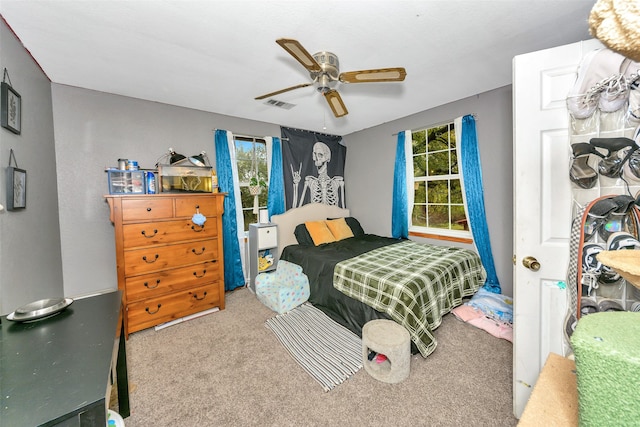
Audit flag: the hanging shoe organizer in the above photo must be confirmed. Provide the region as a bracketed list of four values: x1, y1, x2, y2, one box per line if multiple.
[566, 48, 640, 336]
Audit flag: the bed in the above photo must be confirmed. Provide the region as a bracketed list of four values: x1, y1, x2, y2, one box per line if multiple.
[271, 203, 487, 358]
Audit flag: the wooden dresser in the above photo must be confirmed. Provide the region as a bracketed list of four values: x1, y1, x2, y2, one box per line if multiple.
[105, 193, 225, 337]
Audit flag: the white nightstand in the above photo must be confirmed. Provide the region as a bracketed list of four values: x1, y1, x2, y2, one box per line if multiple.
[248, 223, 279, 293]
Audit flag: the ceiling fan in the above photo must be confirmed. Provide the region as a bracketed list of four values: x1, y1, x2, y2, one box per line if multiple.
[255, 38, 407, 118]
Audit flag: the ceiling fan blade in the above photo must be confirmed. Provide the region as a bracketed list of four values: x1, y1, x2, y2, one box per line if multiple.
[255, 83, 314, 100]
[324, 89, 348, 118]
[276, 38, 322, 73]
[339, 67, 407, 83]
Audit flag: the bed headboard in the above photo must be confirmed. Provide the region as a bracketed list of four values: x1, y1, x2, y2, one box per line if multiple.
[271, 203, 350, 248]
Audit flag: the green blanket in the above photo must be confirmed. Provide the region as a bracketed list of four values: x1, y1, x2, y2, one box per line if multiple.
[333, 240, 486, 357]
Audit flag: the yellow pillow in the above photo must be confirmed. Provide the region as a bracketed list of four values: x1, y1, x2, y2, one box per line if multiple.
[305, 220, 336, 246]
[326, 217, 354, 241]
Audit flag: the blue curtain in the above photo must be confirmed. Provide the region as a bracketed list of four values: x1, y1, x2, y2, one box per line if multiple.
[392, 131, 408, 239]
[214, 130, 246, 291]
[460, 115, 501, 293]
[267, 137, 285, 219]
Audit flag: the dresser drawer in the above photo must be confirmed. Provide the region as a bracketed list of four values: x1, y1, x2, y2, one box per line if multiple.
[121, 198, 173, 221]
[125, 261, 220, 302]
[175, 196, 219, 218]
[123, 219, 218, 248]
[127, 283, 221, 333]
[124, 240, 219, 275]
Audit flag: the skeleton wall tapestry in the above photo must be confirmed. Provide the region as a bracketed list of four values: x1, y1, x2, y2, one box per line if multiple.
[281, 126, 346, 210]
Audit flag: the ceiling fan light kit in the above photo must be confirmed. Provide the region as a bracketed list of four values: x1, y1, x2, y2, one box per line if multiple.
[256, 38, 406, 118]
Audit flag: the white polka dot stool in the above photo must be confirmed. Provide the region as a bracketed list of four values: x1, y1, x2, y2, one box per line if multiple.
[362, 319, 411, 383]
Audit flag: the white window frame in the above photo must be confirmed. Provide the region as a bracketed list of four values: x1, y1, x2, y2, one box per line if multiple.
[234, 137, 268, 231]
[408, 121, 472, 241]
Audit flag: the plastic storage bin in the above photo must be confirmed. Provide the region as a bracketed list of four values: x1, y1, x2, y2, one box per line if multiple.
[107, 170, 146, 194]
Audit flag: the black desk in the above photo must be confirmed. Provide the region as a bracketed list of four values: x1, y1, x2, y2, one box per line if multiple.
[1, 291, 130, 426]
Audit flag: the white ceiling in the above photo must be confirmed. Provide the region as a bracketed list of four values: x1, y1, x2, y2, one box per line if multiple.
[1, 0, 595, 136]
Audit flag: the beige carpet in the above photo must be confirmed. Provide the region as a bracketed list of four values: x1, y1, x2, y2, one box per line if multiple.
[116, 287, 518, 426]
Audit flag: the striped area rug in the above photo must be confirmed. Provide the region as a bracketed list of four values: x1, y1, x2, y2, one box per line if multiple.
[264, 303, 363, 391]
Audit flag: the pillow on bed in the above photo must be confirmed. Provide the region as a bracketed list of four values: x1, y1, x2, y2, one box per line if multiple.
[294, 223, 315, 246]
[328, 216, 365, 237]
[304, 220, 337, 246]
[325, 217, 354, 241]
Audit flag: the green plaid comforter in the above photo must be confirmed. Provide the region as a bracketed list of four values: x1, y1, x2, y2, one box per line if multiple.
[333, 240, 486, 357]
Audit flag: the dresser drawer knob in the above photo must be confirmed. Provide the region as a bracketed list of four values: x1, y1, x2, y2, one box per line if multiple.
[193, 269, 207, 278]
[142, 254, 159, 263]
[193, 291, 207, 301]
[191, 224, 205, 232]
[141, 229, 158, 238]
[145, 304, 161, 314]
[146, 207, 152, 212]
[192, 247, 206, 255]
[144, 280, 160, 289]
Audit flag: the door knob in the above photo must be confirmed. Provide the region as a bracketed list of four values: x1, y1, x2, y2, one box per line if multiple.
[522, 256, 541, 271]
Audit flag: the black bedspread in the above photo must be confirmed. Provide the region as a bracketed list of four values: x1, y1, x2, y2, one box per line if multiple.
[280, 234, 404, 339]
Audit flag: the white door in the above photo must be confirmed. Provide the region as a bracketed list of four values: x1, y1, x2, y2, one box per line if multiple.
[513, 39, 602, 418]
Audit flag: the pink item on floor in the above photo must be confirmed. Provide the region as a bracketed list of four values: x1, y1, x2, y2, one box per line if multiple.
[452, 304, 513, 342]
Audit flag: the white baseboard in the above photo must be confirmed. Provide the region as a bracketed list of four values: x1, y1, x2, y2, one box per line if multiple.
[154, 307, 220, 331]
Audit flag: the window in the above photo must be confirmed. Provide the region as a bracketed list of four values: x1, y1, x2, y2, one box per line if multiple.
[410, 122, 470, 240]
[235, 137, 268, 231]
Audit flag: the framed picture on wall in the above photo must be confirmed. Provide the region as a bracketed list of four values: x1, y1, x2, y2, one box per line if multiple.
[6, 166, 26, 210]
[1, 82, 21, 135]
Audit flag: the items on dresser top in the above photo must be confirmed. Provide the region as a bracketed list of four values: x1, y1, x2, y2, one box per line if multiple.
[105, 193, 226, 338]
[107, 157, 219, 195]
[158, 164, 215, 193]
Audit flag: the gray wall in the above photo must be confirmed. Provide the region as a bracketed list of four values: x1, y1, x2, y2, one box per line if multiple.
[0, 20, 63, 314]
[344, 87, 514, 296]
[51, 84, 282, 298]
